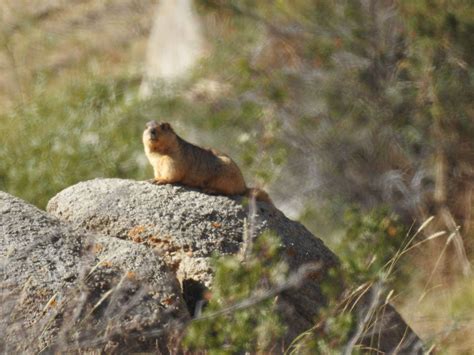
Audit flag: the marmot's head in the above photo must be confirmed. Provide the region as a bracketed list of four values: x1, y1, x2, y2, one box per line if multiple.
[143, 121, 177, 154]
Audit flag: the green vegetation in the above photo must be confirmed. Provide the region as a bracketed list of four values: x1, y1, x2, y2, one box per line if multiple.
[183, 211, 416, 354]
[336, 207, 408, 287]
[184, 233, 286, 353]
[0, 78, 148, 207]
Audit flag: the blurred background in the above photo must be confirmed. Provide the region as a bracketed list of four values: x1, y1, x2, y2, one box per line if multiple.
[0, 0, 472, 352]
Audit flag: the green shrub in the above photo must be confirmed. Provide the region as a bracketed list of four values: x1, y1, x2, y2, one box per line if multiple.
[337, 207, 408, 285]
[287, 207, 409, 354]
[184, 232, 286, 354]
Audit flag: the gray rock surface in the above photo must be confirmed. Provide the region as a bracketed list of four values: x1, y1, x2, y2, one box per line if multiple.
[47, 178, 339, 338]
[0, 191, 188, 354]
[46, 178, 424, 353]
[0, 177, 424, 353]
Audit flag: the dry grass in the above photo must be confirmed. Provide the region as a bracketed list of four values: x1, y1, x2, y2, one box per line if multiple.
[393, 222, 474, 354]
[0, 0, 155, 107]
[397, 262, 474, 353]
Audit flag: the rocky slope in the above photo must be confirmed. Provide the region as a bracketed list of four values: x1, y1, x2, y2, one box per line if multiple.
[1, 179, 424, 353]
[0, 190, 188, 353]
[46, 178, 339, 340]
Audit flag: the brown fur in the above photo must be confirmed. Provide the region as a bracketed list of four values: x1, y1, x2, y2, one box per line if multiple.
[143, 121, 272, 204]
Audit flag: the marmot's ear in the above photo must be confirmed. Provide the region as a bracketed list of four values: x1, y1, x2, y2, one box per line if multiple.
[160, 122, 172, 131]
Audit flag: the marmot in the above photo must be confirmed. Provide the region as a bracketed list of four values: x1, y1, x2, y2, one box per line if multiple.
[143, 121, 272, 204]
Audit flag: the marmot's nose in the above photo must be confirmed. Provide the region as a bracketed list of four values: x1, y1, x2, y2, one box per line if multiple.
[149, 128, 157, 139]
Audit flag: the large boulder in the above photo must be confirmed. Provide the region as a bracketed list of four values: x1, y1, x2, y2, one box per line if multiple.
[47, 178, 424, 353]
[0, 191, 188, 354]
[47, 179, 338, 333]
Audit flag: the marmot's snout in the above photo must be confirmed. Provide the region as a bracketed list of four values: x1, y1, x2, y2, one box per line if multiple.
[145, 120, 159, 141]
[149, 127, 157, 140]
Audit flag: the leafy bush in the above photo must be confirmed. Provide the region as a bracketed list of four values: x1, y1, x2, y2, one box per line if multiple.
[337, 207, 408, 286]
[184, 232, 286, 354]
[183, 208, 410, 354]
[287, 207, 408, 354]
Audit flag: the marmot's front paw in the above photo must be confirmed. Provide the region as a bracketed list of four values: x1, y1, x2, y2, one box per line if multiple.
[147, 179, 165, 185]
[149, 179, 170, 185]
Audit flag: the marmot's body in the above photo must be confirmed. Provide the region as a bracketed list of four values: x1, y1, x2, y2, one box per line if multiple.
[143, 121, 271, 203]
